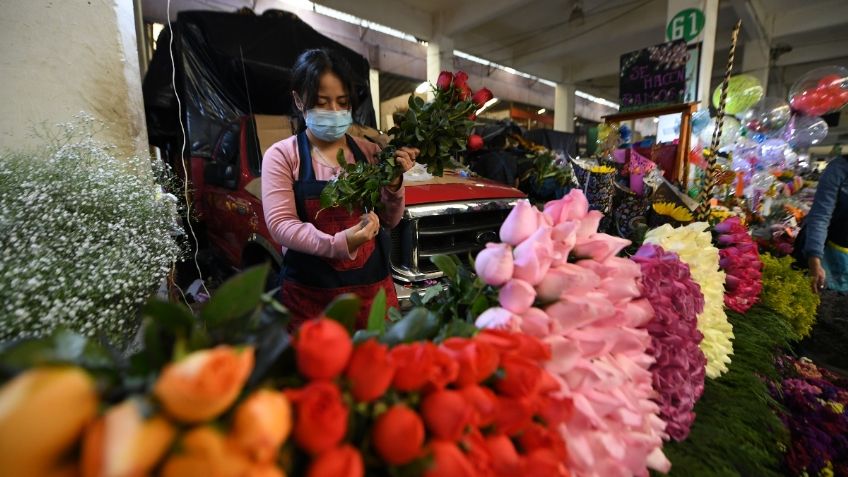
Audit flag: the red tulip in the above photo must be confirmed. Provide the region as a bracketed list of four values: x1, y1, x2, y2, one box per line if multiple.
[467, 134, 484, 151]
[436, 71, 453, 91]
[471, 88, 494, 108]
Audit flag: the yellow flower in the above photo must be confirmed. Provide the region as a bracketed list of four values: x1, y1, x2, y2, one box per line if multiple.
[827, 401, 844, 414]
[644, 222, 733, 378]
[652, 202, 694, 222]
[589, 165, 616, 174]
[819, 462, 834, 477]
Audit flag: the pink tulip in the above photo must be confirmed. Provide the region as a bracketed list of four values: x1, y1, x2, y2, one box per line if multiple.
[520, 307, 552, 338]
[500, 200, 541, 246]
[499, 278, 536, 314]
[572, 234, 631, 262]
[512, 227, 554, 284]
[474, 243, 514, 286]
[475, 307, 520, 331]
[543, 189, 589, 225]
[576, 210, 604, 240]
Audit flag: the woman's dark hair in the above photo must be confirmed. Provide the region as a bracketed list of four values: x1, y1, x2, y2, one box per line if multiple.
[291, 48, 357, 114]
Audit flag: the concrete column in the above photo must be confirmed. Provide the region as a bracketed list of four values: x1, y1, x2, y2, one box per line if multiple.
[554, 83, 575, 133]
[426, 35, 454, 85]
[742, 38, 770, 94]
[666, 0, 719, 110]
[369, 68, 381, 130]
[0, 0, 148, 158]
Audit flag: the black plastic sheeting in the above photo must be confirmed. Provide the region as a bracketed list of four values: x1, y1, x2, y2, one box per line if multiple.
[143, 10, 376, 157]
[524, 129, 578, 158]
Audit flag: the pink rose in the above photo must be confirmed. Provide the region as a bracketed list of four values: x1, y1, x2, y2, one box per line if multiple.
[475, 307, 520, 331]
[550, 221, 578, 265]
[512, 227, 554, 285]
[546, 293, 615, 331]
[475, 243, 514, 286]
[543, 189, 589, 225]
[535, 268, 568, 302]
[519, 307, 552, 338]
[556, 263, 602, 295]
[576, 210, 604, 240]
[572, 234, 631, 262]
[500, 200, 541, 246]
[499, 279, 536, 314]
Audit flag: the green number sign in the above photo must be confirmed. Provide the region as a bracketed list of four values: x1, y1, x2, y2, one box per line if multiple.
[667, 8, 705, 43]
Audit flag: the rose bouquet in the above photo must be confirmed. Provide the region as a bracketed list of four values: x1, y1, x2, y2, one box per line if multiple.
[474, 191, 670, 477]
[632, 244, 706, 442]
[321, 71, 490, 212]
[714, 217, 763, 313]
[644, 222, 733, 379]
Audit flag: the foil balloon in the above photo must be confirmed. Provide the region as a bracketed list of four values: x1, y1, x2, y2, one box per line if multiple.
[759, 138, 788, 169]
[740, 97, 791, 135]
[783, 114, 829, 149]
[788, 65, 848, 117]
[699, 116, 741, 151]
[712, 74, 764, 115]
[731, 135, 760, 179]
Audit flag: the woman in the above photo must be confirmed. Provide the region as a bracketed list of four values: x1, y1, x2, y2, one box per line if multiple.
[261, 48, 418, 328]
[804, 154, 848, 293]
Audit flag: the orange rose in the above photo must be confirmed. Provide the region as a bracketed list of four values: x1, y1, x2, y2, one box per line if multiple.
[494, 354, 542, 398]
[306, 445, 364, 477]
[440, 338, 499, 387]
[423, 441, 476, 477]
[295, 319, 353, 380]
[372, 405, 425, 465]
[493, 396, 534, 436]
[44, 462, 80, 477]
[286, 381, 348, 455]
[81, 398, 175, 477]
[154, 345, 255, 423]
[160, 426, 285, 477]
[0, 367, 97, 476]
[484, 434, 521, 477]
[459, 385, 498, 427]
[389, 343, 435, 392]
[345, 340, 395, 402]
[421, 389, 475, 442]
[231, 389, 292, 463]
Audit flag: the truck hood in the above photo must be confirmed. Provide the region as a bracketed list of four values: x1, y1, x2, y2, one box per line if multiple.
[404, 172, 525, 206]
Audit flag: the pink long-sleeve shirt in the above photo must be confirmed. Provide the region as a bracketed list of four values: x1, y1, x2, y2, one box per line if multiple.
[261, 134, 405, 260]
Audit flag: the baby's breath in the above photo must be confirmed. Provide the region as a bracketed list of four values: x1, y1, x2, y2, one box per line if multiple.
[0, 114, 181, 343]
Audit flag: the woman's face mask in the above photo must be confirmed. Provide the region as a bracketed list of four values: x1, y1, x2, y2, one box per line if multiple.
[304, 108, 352, 142]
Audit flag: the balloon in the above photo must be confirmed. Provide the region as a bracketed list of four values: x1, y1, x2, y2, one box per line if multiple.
[619, 124, 632, 143]
[691, 110, 710, 135]
[760, 138, 788, 169]
[731, 135, 760, 179]
[788, 65, 848, 116]
[740, 97, 791, 135]
[783, 114, 829, 149]
[712, 74, 764, 115]
[699, 116, 741, 151]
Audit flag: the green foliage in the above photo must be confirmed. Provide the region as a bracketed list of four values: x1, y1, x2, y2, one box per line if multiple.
[520, 149, 573, 188]
[658, 305, 793, 477]
[421, 254, 499, 325]
[319, 149, 398, 213]
[759, 253, 820, 340]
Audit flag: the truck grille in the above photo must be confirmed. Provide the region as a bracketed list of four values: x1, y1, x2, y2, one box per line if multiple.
[390, 203, 514, 281]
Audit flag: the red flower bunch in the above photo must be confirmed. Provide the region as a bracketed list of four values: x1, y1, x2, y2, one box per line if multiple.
[714, 217, 763, 313]
[632, 244, 706, 442]
[288, 318, 571, 476]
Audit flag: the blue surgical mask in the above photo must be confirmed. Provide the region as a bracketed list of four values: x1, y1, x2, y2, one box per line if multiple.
[305, 108, 352, 142]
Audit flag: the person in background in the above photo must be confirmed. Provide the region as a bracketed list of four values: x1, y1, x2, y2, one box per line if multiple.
[805, 154, 848, 294]
[261, 48, 418, 329]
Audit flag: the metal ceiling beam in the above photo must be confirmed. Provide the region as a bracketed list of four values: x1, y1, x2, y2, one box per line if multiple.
[775, 39, 848, 67]
[729, 0, 770, 40]
[439, 0, 533, 36]
[312, 0, 433, 40]
[773, 0, 848, 38]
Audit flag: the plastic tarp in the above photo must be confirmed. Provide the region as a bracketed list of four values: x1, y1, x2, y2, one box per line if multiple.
[524, 129, 578, 158]
[143, 10, 376, 157]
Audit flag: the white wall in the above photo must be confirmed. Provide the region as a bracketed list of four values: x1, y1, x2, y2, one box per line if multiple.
[0, 0, 148, 159]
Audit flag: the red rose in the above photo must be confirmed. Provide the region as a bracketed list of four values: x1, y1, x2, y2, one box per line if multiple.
[518, 423, 567, 461]
[428, 345, 460, 390]
[485, 434, 521, 477]
[345, 340, 395, 402]
[537, 395, 572, 428]
[493, 396, 534, 436]
[421, 390, 475, 441]
[423, 441, 476, 477]
[436, 71, 453, 91]
[513, 334, 551, 362]
[306, 445, 364, 477]
[440, 338, 499, 387]
[460, 430, 492, 476]
[372, 405, 425, 465]
[295, 319, 352, 380]
[459, 84, 473, 101]
[522, 448, 569, 477]
[459, 385, 498, 427]
[468, 113, 477, 121]
[495, 354, 542, 398]
[467, 134, 484, 152]
[475, 330, 521, 356]
[285, 381, 348, 455]
[471, 88, 494, 108]
[454, 71, 469, 88]
[390, 343, 434, 391]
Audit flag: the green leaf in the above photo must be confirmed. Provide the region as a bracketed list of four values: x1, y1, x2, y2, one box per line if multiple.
[421, 284, 443, 304]
[323, 293, 361, 333]
[200, 264, 269, 326]
[367, 288, 388, 334]
[335, 148, 348, 169]
[141, 300, 195, 335]
[413, 95, 425, 108]
[431, 254, 459, 281]
[353, 329, 381, 344]
[387, 306, 403, 322]
[436, 320, 479, 342]
[320, 185, 337, 209]
[381, 307, 439, 345]
[0, 328, 113, 371]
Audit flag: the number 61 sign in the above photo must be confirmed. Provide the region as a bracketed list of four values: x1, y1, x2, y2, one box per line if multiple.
[667, 8, 705, 43]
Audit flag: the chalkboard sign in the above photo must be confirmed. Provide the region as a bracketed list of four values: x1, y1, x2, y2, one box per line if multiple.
[619, 40, 689, 112]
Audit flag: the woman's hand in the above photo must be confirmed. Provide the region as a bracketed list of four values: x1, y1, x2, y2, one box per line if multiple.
[388, 147, 420, 191]
[344, 211, 380, 253]
[809, 256, 827, 293]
